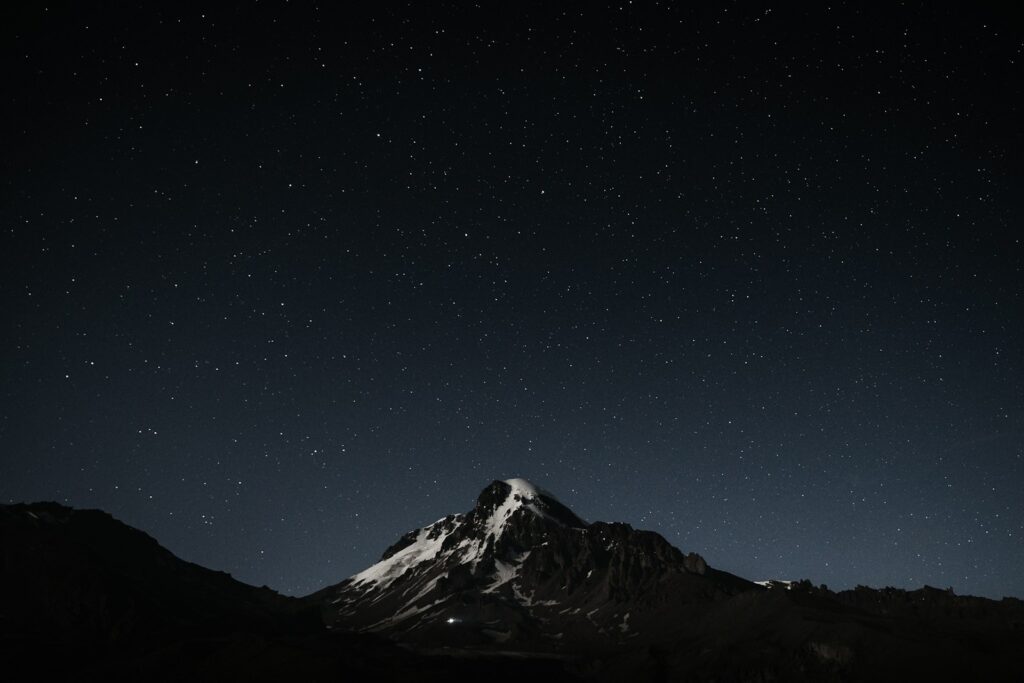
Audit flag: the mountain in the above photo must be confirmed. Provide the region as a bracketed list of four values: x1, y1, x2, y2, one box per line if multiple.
[314, 478, 746, 653]
[315, 478, 1024, 681]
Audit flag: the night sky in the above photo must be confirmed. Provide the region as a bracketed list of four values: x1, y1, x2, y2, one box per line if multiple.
[3, 3, 1023, 599]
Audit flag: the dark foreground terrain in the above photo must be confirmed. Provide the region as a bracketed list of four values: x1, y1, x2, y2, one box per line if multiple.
[2, 499, 1023, 682]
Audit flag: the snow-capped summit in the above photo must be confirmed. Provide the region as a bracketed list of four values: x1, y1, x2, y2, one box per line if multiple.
[340, 479, 585, 595]
[472, 478, 588, 537]
[314, 478, 724, 651]
[503, 477, 542, 496]
[497, 478, 563, 507]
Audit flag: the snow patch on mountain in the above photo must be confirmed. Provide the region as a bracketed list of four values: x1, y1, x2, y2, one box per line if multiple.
[366, 596, 450, 631]
[619, 612, 631, 633]
[504, 478, 543, 497]
[484, 550, 531, 593]
[349, 517, 462, 590]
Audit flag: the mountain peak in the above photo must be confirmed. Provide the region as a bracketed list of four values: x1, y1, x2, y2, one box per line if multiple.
[474, 478, 587, 531]
[502, 477, 544, 498]
[476, 478, 546, 508]
[344, 479, 588, 595]
[321, 478, 716, 645]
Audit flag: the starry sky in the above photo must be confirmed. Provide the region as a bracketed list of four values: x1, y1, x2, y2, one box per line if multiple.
[3, 3, 1023, 599]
